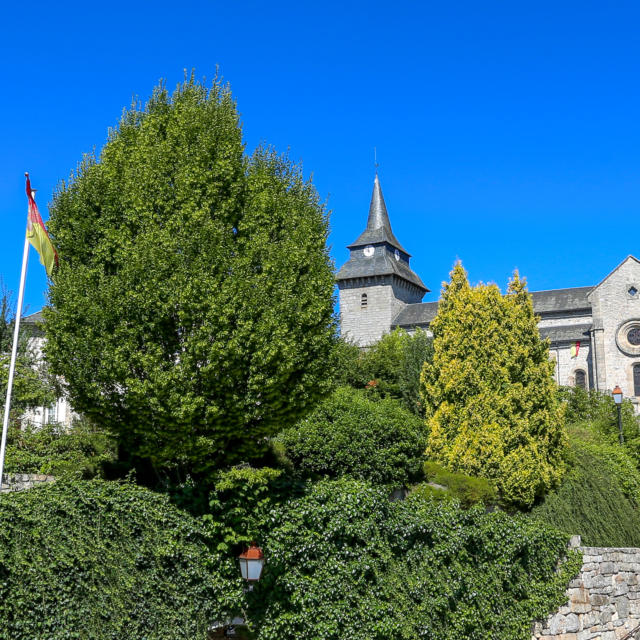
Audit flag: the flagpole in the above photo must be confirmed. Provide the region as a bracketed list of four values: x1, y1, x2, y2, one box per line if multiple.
[0, 231, 30, 487]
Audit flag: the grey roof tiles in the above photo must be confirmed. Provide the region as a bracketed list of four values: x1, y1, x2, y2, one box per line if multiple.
[539, 323, 592, 344]
[391, 286, 595, 328]
[347, 175, 409, 254]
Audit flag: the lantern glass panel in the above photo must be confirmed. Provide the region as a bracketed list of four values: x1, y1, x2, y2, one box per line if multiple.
[246, 558, 264, 581]
[239, 558, 249, 581]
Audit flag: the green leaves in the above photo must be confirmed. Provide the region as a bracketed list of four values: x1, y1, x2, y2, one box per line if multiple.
[421, 263, 568, 508]
[276, 386, 427, 486]
[44, 76, 336, 479]
[0, 478, 244, 640]
[245, 479, 579, 640]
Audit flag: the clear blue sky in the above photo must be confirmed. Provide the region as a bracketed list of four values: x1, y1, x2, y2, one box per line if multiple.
[1, 0, 639, 312]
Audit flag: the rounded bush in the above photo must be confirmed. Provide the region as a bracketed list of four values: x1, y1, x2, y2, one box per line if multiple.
[276, 386, 427, 485]
[0, 479, 242, 640]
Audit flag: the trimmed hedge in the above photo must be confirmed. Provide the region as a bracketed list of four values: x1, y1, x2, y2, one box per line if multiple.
[276, 386, 427, 485]
[422, 461, 497, 506]
[0, 479, 242, 640]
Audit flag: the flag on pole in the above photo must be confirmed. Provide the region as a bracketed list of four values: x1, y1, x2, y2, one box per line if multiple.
[25, 173, 58, 277]
[570, 341, 581, 358]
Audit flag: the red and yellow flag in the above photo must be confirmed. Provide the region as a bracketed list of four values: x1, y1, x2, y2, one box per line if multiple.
[25, 173, 58, 277]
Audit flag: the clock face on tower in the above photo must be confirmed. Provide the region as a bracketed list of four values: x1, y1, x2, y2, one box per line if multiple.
[394, 249, 400, 261]
[363, 245, 375, 257]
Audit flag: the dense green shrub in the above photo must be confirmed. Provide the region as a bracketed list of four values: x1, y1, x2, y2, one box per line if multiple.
[530, 432, 640, 547]
[276, 386, 427, 485]
[206, 465, 301, 553]
[559, 386, 639, 442]
[422, 461, 497, 506]
[0, 479, 242, 640]
[334, 329, 433, 415]
[246, 478, 580, 640]
[4, 419, 115, 477]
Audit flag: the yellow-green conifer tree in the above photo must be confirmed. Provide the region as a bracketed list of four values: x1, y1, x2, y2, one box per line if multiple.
[421, 263, 567, 508]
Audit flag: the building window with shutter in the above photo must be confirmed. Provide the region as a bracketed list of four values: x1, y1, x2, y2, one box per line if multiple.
[361, 293, 368, 309]
[574, 370, 587, 390]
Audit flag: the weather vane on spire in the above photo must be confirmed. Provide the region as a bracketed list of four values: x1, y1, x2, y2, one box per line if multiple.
[374, 147, 379, 175]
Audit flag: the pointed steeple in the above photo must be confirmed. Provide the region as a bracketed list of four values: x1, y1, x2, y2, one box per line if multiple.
[337, 173, 428, 294]
[347, 175, 408, 254]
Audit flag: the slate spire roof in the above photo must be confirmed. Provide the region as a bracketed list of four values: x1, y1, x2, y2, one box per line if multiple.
[347, 174, 409, 254]
[336, 174, 428, 292]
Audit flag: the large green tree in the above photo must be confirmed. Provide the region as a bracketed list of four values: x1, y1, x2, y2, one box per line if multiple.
[44, 76, 336, 479]
[421, 263, 567, 508]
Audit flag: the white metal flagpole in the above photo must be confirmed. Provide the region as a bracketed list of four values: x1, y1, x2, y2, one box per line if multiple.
[0, 224, 30, 487]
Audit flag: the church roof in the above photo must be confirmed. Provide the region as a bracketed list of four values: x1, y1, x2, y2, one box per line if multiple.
[392, 301, 439, 328]
[337, 174, 427, 292]
[530, 286, 593, 314]
[392, 285, 594, 328]
[347, 175, 409, 254]
[539, 323, 592, 344]
[336, 248, 428, 290]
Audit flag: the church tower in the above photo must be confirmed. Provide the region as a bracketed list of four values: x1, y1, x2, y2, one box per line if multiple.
[336, 174, 428, 346]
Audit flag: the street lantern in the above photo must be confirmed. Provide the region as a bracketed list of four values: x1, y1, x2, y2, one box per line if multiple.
[612, 385, 624, 444]
[613, 385, 623, 405]
[238, 544, 265, 585]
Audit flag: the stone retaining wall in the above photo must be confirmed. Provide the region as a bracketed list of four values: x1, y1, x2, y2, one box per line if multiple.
[533, 540, 640, 639]
[0, 473, 55, 493]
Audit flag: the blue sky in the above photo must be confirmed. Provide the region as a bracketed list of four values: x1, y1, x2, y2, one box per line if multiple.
[1, 0, 639, 312]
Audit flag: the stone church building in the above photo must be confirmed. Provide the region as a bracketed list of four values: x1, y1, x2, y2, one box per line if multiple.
[337, 175, 640, 405]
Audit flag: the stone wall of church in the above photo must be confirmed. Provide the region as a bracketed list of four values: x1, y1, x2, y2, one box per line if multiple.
[589, 259, 640, 398]
[339, 276, 403, 346]
[538, 315, 593, 328]
[552, 343, 593, 389]
[339, 276, 422, 347]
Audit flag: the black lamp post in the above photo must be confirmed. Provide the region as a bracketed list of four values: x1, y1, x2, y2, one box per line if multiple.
[612, 385, 624, 445]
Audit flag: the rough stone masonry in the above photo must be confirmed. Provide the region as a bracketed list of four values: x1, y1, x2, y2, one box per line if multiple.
[533, 539, 640, 639]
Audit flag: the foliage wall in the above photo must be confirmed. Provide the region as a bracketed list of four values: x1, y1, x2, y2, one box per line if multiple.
[0, 479, 242, 640]
[245, 479, 580, 640]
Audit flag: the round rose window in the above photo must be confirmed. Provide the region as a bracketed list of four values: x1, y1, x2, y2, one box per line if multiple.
[628, 327, 640, 346]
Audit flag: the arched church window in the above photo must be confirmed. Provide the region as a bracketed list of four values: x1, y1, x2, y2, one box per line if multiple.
[574, 370, 586, 390]
[361, 293, 368, 309]
[634, 364, 640, 397]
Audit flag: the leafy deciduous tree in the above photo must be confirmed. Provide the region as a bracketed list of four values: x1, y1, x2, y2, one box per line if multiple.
[44, 76, 336, 480]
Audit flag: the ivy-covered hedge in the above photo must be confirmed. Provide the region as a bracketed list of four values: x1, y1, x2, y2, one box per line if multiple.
[0, 479, 242, 640]
[247, 479, 580, 640]
[275, 386, 427, 485]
